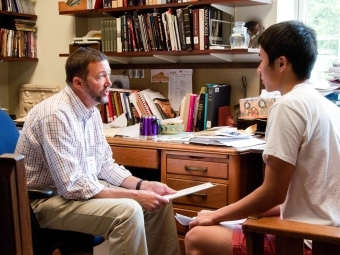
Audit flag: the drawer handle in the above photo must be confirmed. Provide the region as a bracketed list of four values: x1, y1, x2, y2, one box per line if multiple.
[184, 165, 208, 172]
[187, 193, 208, 198]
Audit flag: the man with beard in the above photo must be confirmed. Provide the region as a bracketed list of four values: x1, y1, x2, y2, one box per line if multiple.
[15, 47, 180, 255]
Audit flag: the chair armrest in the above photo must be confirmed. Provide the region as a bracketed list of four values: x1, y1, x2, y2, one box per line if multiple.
[28, 186, 56, 199]
[242, 217, 340, 245]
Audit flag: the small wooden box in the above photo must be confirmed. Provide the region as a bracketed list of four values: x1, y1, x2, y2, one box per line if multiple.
[69, 43, 101, 54]
[58, 0, 89, 12]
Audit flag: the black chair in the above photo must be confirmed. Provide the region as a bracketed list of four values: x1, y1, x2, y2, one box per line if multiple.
[0, 109, 104, 254]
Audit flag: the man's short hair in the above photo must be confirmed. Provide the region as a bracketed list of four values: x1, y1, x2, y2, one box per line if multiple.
[258, 20, 317, 80]
[65, 47, 108, 85]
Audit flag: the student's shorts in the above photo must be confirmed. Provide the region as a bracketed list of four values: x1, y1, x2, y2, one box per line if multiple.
[232, 225, 312, 255]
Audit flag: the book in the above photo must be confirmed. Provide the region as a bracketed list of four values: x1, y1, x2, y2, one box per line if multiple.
[203, 84, 214, 130]
[192, 8, 199, 50]
[325, 92, 340, 101]
[175, 8, 186, 50]
[208, 6, 222, 46]
[116, 17, 122, 52]
[186, 94, 198, 132]
[206, 84, 231, 129]
[182, 7, 192, 50]
[139, 89, 175, 120]
[198, 8, 204, 50]
[133, 10, 143, 51]
[194, 87, 206, 132]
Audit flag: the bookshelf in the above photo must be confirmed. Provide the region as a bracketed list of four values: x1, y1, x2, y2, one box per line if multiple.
[0, 10, 38, 62]
[58, 0, 272, 68]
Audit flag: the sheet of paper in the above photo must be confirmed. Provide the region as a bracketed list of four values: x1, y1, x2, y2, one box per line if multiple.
[163, 182, 214, 200]
[175, 213, 246, 227]
[168, 69, 193, 112]
[116, 123, 140, 138]
[102, 127, 122, 138]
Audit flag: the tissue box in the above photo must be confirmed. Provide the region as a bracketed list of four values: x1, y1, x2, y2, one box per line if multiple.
[239, 97, 276, 118]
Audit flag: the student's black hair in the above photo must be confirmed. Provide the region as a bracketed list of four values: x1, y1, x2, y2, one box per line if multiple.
[258, 20, 318, 80]
[65, 47, 108, 85]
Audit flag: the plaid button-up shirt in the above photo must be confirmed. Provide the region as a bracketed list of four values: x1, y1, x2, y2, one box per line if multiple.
[16, 85, 131, 200]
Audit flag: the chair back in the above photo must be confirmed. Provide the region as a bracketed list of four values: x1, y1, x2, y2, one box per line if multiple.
[0, 109, 20, 154]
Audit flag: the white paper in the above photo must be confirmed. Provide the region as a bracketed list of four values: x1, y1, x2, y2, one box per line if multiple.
[116, 123, 140, 138]
[110, 114, 127, 127]
[175, 213, 246, 227]
[163, 182, 214, 200]
[168, 69, 193, 112]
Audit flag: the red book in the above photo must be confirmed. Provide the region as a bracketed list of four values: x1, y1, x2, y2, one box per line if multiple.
[192, 9, 199, 50]
[107, 92, 115, 122]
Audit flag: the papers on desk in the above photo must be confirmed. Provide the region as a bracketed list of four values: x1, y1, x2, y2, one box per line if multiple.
[175, 213, 246, 228]
[188, 136, 266, 148]
[163, 182, 214, 200]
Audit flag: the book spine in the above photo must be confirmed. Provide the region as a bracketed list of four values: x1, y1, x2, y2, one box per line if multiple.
[156, 12, 167, 51]
[133, 10, 144, 51]
[149, 14, 160, 50]
[116, 17, 122, 52]
[112, 18, 117, 52]
[126, 14, 136, 51]
[161, 12, 172, 51]
[182, 8, 192, 50]
[146, 13, 156, 51]
[203, 7, 209, 49]
[175, 8, 187, 50]
[206, 85, 215, 129]
[192, 9, 199, 50]
[198, 8, 204, 50]
[209, 7, 222, 47]
[195, 92, 205, 131]
[107, 92, 115, 122]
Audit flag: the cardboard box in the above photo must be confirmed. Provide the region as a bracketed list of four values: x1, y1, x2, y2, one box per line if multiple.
[239, 97, 276, 118]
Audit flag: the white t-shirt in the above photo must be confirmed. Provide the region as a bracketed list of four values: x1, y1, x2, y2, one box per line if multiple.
[263, 83, 340, 229]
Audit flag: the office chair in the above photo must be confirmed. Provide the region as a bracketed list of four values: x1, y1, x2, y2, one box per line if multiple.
[242, 217, 340, 255]
[0, 109, 104, 254]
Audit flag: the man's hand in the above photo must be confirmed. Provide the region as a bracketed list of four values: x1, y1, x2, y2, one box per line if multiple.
[140, 181, 177, 196]
[133, 181, 177, 211]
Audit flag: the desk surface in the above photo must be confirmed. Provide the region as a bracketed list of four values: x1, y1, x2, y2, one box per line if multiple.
[106, 137, 264, 156]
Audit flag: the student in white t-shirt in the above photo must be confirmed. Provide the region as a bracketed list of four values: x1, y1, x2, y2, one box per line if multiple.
[184, 20, 340, 255]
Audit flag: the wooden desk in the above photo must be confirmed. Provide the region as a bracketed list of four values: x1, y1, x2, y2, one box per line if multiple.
[106, 137, 264, 254]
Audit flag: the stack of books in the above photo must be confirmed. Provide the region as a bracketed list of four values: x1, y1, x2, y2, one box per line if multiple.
[179, 83, 231, 132]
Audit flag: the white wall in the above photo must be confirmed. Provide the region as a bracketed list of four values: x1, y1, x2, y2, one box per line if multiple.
[4, 0, 75, 115]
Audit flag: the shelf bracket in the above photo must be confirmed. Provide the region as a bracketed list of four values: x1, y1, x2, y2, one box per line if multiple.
[152, 55, 178, 63]
[106, 56, 130, 64]
[211, 4, 235, 16]
[210, 53, 233, 62]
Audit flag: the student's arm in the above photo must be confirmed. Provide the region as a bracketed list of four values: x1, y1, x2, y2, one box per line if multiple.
[189, 155, 293, 228]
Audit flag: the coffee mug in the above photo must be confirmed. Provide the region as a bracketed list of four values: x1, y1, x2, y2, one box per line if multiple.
[140, 115, 161, 140]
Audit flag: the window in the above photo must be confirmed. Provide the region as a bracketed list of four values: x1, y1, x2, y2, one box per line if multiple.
[298, 0, 340, 84]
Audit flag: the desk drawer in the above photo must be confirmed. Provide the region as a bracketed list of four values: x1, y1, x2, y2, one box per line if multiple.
[110, 146, 159, 169]
[167, 178, 227, 209]
[167, 158, 228, 179]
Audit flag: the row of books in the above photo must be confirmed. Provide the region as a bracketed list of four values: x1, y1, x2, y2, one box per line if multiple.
[0, 28, 37, 58]
[103, 0, 202, 8]
[100, 6, 232, 53]
[0, 0, 35, 14]
[0, 19, 37, 58]
[101, 88, 177, 124]
[180, 84, 231, 132]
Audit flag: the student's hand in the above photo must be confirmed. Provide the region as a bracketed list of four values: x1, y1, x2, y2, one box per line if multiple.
[134, 190, 169, 211]
[141, 181, 177, 196]
[189, 210, 217, 229]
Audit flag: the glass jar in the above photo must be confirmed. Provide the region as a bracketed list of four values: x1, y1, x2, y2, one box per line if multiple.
[229, 22, 250, 49]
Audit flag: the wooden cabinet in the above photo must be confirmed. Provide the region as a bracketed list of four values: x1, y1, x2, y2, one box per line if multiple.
[107, 137, 264, 255]
[163, 148, 264, 255]
[0, 11, 38, 62]
[58, 0, 272, 67]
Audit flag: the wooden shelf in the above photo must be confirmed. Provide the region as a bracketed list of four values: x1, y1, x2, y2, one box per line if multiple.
[0, 10, 37, 20]
[0, 57, 38, 62]
[59, 0, 272, 17]
[58, 0, 269, 66]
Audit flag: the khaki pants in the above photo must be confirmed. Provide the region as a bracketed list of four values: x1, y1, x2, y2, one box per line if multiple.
[31, 181, 180, 255]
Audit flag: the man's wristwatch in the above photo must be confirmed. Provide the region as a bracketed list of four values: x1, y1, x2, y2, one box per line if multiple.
[136, 179, 144, 190]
